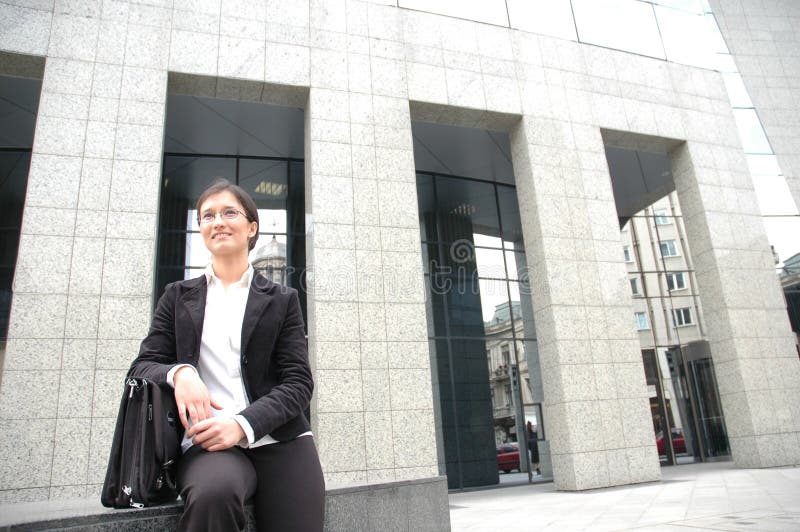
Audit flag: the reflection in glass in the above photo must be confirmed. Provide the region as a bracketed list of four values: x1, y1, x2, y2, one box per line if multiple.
[655, 5, 716, 69]
[746, 154, 782, 177]
[0, 150, 31, 343]
[722, 73, 753, 108]
[764, 217, 800, 266]
[497, 185, 525, 251]
[506, 0, 577, 41]
[435, 176, 501, 244]
[158, 155, 304, 304]
[475, 247, 506, 279]
[752, 174, 800, 217]
[573, 0, 666, 60]
[417, 171, 542, 488]
[399, 0, 509, 26]
[732, 109, 772, 154]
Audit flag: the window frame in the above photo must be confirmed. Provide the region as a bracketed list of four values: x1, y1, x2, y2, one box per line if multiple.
[654, 209, 671, 226]
[666, 271, 687, 291]
[671, 307, 694, 327]
[659, 239, 679, 258]
[630, 277, 641, 296]
[635, 311, 650, 330]
[623, 245, 633, 263]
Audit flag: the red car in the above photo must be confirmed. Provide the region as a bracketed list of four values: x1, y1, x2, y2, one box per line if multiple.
[497, 443, 520, 473]
[656, 428, 687, 455]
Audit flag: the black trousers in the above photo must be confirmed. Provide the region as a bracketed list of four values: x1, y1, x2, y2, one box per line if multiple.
[176, 436, 325, 532]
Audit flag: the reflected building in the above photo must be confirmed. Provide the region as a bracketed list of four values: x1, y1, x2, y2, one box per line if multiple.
[252, 235, 288, 285]
[485, 301, 538, 447]
[621, 191, 731, 465]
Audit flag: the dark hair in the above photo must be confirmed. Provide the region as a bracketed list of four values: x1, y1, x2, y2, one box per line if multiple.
[196, 178, 260, 251]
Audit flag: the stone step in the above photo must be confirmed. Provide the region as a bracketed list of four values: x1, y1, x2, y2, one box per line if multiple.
[0, 477, 449, 531]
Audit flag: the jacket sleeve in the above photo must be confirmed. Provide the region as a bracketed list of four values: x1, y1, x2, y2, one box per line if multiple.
[238, 289, 313, 440]
[127, 283, 180, 384]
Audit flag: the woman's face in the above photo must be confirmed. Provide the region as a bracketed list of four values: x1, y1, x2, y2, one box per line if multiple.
[198, 190, 257, 258]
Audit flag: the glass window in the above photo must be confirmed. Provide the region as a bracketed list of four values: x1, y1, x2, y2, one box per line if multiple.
[636, 312, 650, 330]
[0, 150, 32, 343]
[506, 0, 578, 41]
[623, 245, 633, 263]
[763, 217, 800, 268]
[746, 154, 782, 177]
[672, 307, 693, 327]
[752, 174, 800, 217]
[0, 73, 41, 344]
[722, 73, 753, 108]
[732, 109, 773, 154]
[399, 0, 509, 26]
[667, 272, 687, 291]
[432, 176, 501, 246]
[497, 185, 525, 252]
[659, 240, 679, 258]
[416, 171, 539, 489]
[655, 5, 716, 69]
[654, 209, 671, 225]
[157, 155, 304, 299]
[630, 277, 640, 296]
[572, 0, 666, 60]
[417, 173, 437, 243]
[652, 0, 705, 14]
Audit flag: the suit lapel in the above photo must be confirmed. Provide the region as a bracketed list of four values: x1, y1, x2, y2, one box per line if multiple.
[241, 274, 272, 354]
[179, 276, 207, 353]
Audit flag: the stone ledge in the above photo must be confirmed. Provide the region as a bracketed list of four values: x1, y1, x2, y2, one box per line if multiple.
[0, 476, 450, 531]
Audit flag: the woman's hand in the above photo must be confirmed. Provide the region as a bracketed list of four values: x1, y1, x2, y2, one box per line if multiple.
[186, 417, 246, 452]
[173, 366, 223, 429]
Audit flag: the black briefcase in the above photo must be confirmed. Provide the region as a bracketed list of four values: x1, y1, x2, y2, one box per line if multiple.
[101, 377, 184, 508]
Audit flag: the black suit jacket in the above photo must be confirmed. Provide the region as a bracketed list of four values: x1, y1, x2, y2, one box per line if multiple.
[128, 273, 313, 442]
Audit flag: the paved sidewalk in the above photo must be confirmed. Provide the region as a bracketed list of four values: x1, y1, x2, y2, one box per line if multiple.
[449, 461, 800, 531]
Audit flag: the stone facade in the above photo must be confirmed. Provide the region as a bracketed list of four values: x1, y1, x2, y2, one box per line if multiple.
[710, 0, 800, 213]
[0, 0, 797, 505]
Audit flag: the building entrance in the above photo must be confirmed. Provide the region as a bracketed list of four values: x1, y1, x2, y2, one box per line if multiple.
[644, 342, 730, 466]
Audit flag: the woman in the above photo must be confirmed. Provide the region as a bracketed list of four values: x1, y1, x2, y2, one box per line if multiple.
[128, 179, 325, 531]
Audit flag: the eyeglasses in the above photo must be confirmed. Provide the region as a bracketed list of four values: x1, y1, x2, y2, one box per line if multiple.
[198, 208, 248, 225]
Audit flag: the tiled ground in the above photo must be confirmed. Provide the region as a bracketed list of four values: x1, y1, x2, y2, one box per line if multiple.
[449, 461, 800, 531]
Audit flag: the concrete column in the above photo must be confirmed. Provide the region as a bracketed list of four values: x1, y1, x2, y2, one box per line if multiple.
[509, 116, 661, 491]
[0, 5, 168, 501]
[671, 141, 800, 467]
[305, 60, 438, 484]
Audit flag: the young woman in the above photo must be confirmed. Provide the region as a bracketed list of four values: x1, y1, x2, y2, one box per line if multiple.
[128, 179, 325, 531]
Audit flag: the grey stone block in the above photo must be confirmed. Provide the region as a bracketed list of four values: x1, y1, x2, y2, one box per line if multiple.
[7, 293, 68, 339]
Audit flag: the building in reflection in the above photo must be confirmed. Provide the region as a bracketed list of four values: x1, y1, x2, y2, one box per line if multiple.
[252, 234, 288, 285]
[485, 301, 537, 446]
[621, 191, 730, 465]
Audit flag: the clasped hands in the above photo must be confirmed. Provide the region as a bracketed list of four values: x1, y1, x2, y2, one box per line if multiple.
[173, 366, 245, 452]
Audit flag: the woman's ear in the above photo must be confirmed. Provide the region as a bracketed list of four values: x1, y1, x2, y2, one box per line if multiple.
[249, 221, 258, 238]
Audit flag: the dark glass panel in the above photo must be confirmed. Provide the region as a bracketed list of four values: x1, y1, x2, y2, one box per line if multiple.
[474, 247, 506, 279]
[449, 338, 499, 487]
[416, 172, 436, 243]
[240, 158, 288, 233]
[424, 275, 448, 337]
[434, 177, 500, 245]
[497, 184, 525, 251]
[287, 161, 305, 235]
[161, 156, 236, 230]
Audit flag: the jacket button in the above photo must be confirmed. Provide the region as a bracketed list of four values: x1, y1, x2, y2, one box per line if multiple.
[242, 356, 248, 365]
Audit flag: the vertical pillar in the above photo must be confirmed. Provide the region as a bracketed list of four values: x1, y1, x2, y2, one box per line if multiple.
[671, 141, 800, 467]
[305, 57, 439, 483]
[0, 5, 168, 501]
[509, 116, 661, 490]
